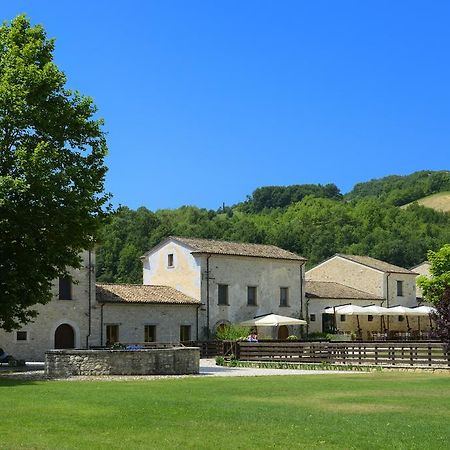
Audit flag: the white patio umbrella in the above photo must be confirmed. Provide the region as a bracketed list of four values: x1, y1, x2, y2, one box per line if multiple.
[323, 304, 367, 315]
[324, 304, 367, 334]
[240, 313, 307, 327]
[411, 305, 437, 331]
[387, 306, 414, 332]
[411, 305, 436, 316]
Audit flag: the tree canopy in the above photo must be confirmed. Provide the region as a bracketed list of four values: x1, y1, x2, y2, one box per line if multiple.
[417, 245, 450, 305]
[97, 192, 450, 285]
[0, 15, 108, 330]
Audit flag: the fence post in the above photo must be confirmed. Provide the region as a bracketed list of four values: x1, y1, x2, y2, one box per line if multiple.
[235, 341, 240, 360]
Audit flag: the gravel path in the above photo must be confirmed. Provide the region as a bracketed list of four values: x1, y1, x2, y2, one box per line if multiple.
[0, 359, 361, 381]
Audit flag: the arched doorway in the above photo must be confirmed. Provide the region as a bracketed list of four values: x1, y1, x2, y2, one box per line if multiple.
[278, 325, 289, 340]
[54, 324, 75, 349]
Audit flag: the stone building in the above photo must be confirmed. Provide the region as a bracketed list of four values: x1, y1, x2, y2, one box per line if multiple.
[0, 250, 98, 361]
[96, 284, 200, 344]
[305, 280, 384, 334]
[305, 254, 421, 335]
[142, 236, 307, 339]
[410, 261, 431, 300]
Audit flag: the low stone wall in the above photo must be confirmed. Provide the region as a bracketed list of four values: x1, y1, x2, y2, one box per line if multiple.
[45, 347, 200, 378]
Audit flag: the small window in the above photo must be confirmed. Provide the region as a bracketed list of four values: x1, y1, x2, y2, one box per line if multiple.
[106, 324, 119, 345]
[368, 315, 374, 322]
[167, 254, 174, 267]
[218, 284, 229, 305]
[247, 286, 257, 306]
[309, 314, 316, 322]
[398, 315, 405, 322]
[16, 331, 28, 341]
[280, 287, 289, 307]
[340, 315, 346, 322]
[58, 277, 72, 300]
[144, 325, 156, 342]
[180, 325, 191, 341]
[397, 280, 404, 297]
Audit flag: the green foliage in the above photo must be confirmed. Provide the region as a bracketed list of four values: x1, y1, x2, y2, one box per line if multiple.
[215, 325, 251, 341]
[346, 170, 450, 205]
[240, 183, 342, 212]
[215, 355, 225, 366]
[0, 16, 108, 330]
[96, 174, 450, 283]
[418, 244, 450, 305]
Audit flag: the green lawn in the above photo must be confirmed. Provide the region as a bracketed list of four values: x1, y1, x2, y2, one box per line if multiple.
[1, 373, 450, 449]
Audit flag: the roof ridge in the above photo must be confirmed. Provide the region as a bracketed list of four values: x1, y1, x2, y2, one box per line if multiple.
[173, 235, 283, 248]
[335, 253, 415, 274]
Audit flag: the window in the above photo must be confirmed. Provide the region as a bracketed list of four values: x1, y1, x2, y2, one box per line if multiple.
[398, 315, 405, 322]
[58, 277, 72, 300]
[340, 315, 346, 322]
[218, 284, 229, 305]
[280, 287, 289, 307]
[167, 254, 174, 267]
[397, 280, 404, 297]
[106, 324, 119, 345]
[180, 325, 191, 341]
[144, 325, 156, 342]
[16, 331, 27, 341]
[247, 286, 257, 306]
[309, 314, 316, 322]
[368, 315, 374, 322]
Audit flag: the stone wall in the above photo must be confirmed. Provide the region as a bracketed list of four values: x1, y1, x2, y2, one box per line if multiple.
[0, 250, 99, 361]
[45, 347, 200, 378]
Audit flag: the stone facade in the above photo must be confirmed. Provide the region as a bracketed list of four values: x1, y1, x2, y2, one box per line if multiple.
[45, 347, 200, 377]
[142, 237, 306, 339]
[100, 303, 198, 345]
[306, 255, 422, 334]
[306, 255, 418, 306]
[411, 261, 431, 299]
[0, 250, 99, 361]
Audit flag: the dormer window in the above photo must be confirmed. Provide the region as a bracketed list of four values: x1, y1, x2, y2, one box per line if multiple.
[167, 254, 174, 268]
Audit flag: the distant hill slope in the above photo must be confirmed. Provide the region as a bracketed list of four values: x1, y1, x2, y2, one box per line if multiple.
[401, 191, 450, 212]
[345, 170, 450, 206]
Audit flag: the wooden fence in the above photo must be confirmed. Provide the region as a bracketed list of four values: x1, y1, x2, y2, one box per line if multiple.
[228, 341, 450, 368]
[182, 341, 221, 358]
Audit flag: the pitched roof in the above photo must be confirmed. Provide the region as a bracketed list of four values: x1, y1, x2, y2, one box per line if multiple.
[169, 236, 306, 261]
[305, 281, 384, 300]
[336, 254, 417, 274]
[96, 284, 199, 305]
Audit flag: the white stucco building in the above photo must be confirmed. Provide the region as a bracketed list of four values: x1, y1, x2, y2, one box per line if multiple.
[142, 236, 307, 339]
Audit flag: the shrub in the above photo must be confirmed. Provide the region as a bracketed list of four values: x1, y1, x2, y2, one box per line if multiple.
[287, 335, 298, 341]
[215, 325, 251, 341]
[215, 356, 225, 366]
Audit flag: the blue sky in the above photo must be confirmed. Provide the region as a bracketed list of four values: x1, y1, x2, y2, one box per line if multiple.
[3, 1, 450, 210]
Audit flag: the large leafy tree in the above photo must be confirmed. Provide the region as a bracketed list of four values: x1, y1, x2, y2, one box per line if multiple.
[0, 15, 108, 330]
[417, 245, 450, 346]
[417, 245, 450, 305]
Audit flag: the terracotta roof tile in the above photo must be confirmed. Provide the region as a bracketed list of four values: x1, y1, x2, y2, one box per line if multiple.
[171, 236, 306, 261]
[305, 281, 384, 300]
[96, 284, 199, 305]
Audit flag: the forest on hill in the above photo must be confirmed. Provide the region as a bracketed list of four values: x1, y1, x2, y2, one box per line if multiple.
[96, 170, 450, 284]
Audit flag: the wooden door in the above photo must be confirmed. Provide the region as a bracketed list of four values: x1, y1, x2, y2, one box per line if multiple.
[278, 325, 289, 340]
[54, 324, 75, 349]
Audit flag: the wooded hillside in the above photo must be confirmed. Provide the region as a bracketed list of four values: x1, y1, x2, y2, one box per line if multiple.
[96, 170, 450, 284]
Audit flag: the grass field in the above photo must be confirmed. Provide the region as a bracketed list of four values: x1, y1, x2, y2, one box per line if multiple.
[401, 191, 450, 212]
[1, 373, 450, 449]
